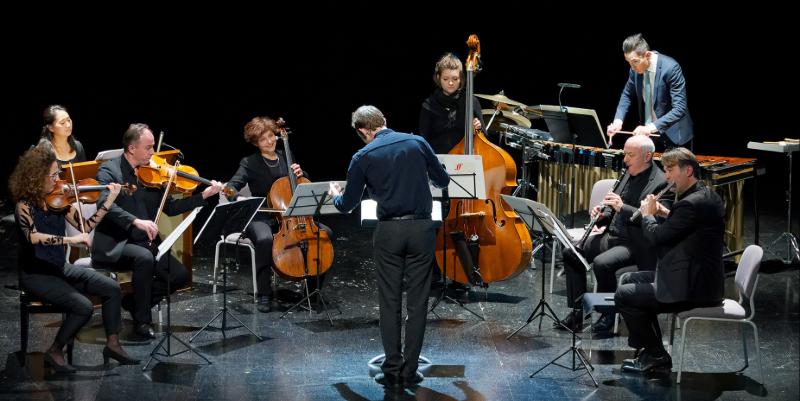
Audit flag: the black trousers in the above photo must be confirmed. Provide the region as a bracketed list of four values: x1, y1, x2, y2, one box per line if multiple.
[245, 219, 333, 297]
[21, 264, 121, 345]
[373, 219, 435, 379]
[562, 232, 635, 308]
[615, 271, 717, 351]
[102, 243, 189, 324]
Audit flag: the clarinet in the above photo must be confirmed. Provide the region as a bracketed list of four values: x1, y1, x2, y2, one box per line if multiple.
[577, 168, 627, 248]
[629, 181, 676, 222]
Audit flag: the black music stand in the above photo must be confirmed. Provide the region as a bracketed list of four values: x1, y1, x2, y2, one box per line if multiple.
[428, 154, 487, 321]
[143, 207, 211, 371]
[189, 197, 264, 342]
[278, 182, 343, 326]
[536, 104, 608, 226]
[500, 196, 597, 386]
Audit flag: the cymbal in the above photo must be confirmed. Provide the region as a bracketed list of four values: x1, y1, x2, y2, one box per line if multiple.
[474, 93, 527, 108]
[481, 109, 532, 128]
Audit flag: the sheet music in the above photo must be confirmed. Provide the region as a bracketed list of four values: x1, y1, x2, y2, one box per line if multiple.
[157, 207, 202, 261]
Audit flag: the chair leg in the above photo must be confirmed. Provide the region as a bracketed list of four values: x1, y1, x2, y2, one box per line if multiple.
[66, 341, 74, 365]
[677, 317, 692, 384]
[249, 246, 257, 304]
[20, 304, 29, 366]
[740, 323, 750, 370]
[549, 241, 558, 293]
[748, 321, 765, 385]
[613, 313, 620, 334]
[213, 241, 222, 294]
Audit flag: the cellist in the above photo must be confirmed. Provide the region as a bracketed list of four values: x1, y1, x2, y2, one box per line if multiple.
[224, 116, 333, 313]
[91, 123, 226, 339]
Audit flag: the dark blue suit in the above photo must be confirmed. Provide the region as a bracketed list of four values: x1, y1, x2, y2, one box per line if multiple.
[614, 52, 693, 146]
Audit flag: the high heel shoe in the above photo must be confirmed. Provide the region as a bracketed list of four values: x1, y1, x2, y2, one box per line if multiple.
[103, 346, 141, 365]
[43, 352, 77, 374]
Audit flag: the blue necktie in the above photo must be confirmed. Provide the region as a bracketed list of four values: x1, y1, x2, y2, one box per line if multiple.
[643, 71, 654, 125]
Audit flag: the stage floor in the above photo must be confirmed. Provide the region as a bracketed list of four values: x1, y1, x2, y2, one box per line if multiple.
[0, 207, 798, 401]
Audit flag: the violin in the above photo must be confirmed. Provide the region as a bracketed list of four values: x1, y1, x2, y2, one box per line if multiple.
[137, 154, 235, 197]
[46, 178, 136, 211]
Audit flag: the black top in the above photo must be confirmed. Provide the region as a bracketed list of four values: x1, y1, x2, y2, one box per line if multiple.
[35, 139, 87, 167]
[15, 201, 67, 275]
[226, 151, 289, 198]
[607, 165, 653, 238]
[333, 129, 450, 219]
[418, 88, 487, 154]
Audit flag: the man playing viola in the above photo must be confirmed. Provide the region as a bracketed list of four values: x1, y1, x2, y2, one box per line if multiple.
[91, 123, 225, 339]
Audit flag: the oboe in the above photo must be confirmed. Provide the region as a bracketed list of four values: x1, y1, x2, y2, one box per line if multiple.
[577, 168, 627, 248]
[629, 182, 676, 222]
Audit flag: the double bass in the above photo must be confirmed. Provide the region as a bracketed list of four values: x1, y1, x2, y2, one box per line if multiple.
[435, 34, 533, 286]
[268, 119, 334, 280]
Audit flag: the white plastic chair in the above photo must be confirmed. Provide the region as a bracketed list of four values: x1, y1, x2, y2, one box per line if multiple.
[671, 245, 764, 384]
[550, 179, 616, 293]
[213, 184, 259, 303]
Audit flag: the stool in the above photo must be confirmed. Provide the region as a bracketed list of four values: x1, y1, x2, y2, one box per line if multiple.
[582, 292, 616, 358]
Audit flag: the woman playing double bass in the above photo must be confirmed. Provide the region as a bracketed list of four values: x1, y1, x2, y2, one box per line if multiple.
[418, 52, 487, 294]
[225, 116, 333, 313]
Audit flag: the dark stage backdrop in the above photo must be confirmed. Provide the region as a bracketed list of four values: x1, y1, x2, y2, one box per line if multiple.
[2, 4, 796, 211]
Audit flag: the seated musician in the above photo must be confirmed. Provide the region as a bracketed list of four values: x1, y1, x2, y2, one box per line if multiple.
[9, 146, 138, 373]
[36, 105, 87, 166]
[224, 116, 333, 313]
[557, 135, 669, 333]
[91, 123, 225, 339]
[615, 147, 725, 373]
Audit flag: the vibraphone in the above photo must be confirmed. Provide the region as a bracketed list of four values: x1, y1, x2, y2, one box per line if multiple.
[502, 136, 756, 255]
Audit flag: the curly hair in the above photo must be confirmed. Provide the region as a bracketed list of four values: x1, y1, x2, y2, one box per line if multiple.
[8, 145, 57, 205]
[243, 116, 278, 146]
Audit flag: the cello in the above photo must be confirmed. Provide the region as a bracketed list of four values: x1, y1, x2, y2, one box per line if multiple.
[268, 119, 334, 280]
[435, 34, 533, 286]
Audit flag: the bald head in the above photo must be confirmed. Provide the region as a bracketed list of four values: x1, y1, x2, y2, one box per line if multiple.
[623, 135, 655, 175]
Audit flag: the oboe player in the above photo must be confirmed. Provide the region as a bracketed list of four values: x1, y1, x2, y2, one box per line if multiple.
[557, 135, 670, 333]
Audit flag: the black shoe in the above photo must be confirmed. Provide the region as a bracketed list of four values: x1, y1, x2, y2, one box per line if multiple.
[592, 313, 615, 333]
[374, 372, 403, 390]
[43, 352, 77, 374]
[621, 350, 672, 373]
[404, 371, 424, 387]
[103, 346, 140, 365]
[257, 295, 272, 313]
[134, 323, 156, 339]
[554, 309, 583, 332]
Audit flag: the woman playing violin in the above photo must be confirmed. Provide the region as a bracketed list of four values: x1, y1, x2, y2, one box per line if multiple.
[8, 145, 138, 373]
[225, 116, 332, 313]
[37, 105, 87, 166]
[90, 123, 225, 339]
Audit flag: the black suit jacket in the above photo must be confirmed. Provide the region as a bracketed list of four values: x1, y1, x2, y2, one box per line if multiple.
[603, 163, 669, 270]
[641, 181, 725, 304]
[91, 155, 206, 264]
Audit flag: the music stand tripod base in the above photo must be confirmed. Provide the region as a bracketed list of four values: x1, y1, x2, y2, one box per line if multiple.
[144, 207, 212, 371]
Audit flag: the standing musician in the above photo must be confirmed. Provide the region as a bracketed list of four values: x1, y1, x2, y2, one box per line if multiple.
[418, 52, 486, 294]
[36, 105, 87, 166]
[607, 33, 693, 150]
[558, 135, 668, 333]
[615, 147, 725, 373]
[330, 105, 449, 389]
[224, 116, 333, 313]
[91, 123, 225, 339]
[9, 146, 138, 373]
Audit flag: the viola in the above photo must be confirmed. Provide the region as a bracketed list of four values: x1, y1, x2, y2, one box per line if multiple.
[268, 118, 334, 280]
[46, 178, 136, 211]
[137, 154, 235, 197]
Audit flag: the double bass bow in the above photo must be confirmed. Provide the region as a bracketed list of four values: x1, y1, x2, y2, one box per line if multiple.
[268, 119, 334, 280]
[435, 34, 533, 287]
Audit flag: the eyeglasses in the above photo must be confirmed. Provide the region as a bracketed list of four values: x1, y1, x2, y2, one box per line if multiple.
[49, 171, 62, 180]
